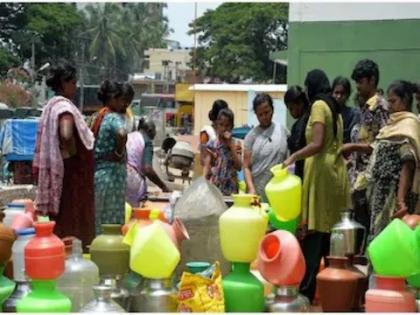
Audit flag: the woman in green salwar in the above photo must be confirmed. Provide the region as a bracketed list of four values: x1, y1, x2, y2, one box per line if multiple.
[284, 69, 351, 303]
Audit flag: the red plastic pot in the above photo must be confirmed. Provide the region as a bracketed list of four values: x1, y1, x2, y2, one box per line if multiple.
[25, 221, 65, 280]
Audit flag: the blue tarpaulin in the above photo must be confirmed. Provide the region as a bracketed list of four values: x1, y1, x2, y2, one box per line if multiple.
[0, 119, 38, 161]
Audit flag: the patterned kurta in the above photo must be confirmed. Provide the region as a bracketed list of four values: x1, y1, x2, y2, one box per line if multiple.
[207, 139, 238, 196]
[365, 140, 418, 242]
[94, 113, 127, 235]
[348, 94, 389, 191]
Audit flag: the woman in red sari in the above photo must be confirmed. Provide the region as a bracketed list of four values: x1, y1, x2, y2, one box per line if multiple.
[33, 61, 95, 250]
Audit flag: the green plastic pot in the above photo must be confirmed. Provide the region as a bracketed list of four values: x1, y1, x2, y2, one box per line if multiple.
[16, 280, 71, 313]
[268, 208, 298, 234]
[368, 220, 420, 277]
[0, 266, 15, 307]
[223, 262, 265, 312]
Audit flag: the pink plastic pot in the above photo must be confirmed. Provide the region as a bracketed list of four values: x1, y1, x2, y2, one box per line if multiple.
[257, 230, 306, 286]
[11, 212, 34, 231]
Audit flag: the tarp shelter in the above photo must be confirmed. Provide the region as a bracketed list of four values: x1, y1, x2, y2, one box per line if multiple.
[0, 119, 39, 161]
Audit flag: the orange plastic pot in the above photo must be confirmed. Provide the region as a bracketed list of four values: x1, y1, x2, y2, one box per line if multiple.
[365, 275, 416, 312]
[25, 221, 65, 280]
[257, 230, 305, 286]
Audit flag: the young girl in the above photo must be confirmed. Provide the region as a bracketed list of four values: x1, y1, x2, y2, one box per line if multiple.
[203, 108, 242, 196]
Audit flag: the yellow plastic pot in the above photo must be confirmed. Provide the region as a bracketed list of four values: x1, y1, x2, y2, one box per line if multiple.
[219, 194, 268, 263]
[127, 221, 180, 279]
[265, 164, 302, 221]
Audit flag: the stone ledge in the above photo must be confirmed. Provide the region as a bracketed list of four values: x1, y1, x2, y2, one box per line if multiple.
[0, 185, 37, 208]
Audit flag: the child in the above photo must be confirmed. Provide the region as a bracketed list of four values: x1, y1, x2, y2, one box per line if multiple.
[203, 108, 242, 196]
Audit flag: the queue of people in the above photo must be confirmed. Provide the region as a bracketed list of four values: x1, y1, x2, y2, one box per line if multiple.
[33, 58, 419, 304]
[198, 58, 419, 303]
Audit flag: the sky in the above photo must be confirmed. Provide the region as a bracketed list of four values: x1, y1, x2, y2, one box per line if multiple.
[164, 2, 223, 48]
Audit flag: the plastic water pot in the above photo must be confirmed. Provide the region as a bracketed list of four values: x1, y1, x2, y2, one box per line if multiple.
[3, 203, 25, 228]
[368, 219, 420, 277]
[265, 164, 302, 221]
[257, 230, 306, 286]
[223, 262, 265, 312]
[219, 194, 268, 263]
[57, 239, 100, 312]
[365, 275, 416, 312]
[90, 224, 130, 278]
[128, 221, 180, 279]
[24, 221, 65, 280]
[12, 228, 35, 282]
[0, 266, 15, 307]
[16, 279, 71, 313]
[268, 207, 298, 233]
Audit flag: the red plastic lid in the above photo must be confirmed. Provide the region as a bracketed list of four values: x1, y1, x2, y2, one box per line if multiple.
[133, 208, 151, 220]
[25, 221, 65, 258]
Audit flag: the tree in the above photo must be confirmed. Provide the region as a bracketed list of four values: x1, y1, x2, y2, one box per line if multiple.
[189, 3, 288, 83]
[11, 4, 84, 67]
[83, 3, 126, 80]
[0, 48, 21, 77]
[82, 3, 170, 82]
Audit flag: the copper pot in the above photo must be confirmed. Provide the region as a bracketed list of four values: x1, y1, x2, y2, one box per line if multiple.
[0, 216, 16, 264]
[316, 256, 359, 312]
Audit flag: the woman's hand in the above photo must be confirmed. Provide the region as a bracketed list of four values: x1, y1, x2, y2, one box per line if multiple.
[392, 200, 408, 219]
[283, 153, 297, 168]
[340, 143, 355, 155]
[162, 185, 172, 193]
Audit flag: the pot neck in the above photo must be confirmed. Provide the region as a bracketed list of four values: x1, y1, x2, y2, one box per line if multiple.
[274, 285, 299, 297]
[327, 256, 349, 269]
[232, 194, 255, 208]
[231, 262, 251, 273]
[34, 221, 55, 237]
[31, 280, 57, 292]
[144, 278, 173, 290]
[101, 224, 121, 235]
[270, 164, 288, 179]
[100, 275, 123, 288]
[93, 286, 113, 301]
[375, 276, 406, 291]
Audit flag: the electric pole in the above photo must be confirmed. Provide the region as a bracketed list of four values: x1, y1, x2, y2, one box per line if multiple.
[79, 42, 85, 112]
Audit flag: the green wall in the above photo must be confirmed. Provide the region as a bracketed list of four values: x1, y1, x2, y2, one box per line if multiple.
[288, 18, 420, 98]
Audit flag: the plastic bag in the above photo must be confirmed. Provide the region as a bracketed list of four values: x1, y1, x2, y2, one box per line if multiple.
[177, 262, 225, 312]
[174, 177, 230, 277]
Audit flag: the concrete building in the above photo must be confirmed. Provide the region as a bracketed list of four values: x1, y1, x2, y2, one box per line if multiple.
[143, 48, 192, 82]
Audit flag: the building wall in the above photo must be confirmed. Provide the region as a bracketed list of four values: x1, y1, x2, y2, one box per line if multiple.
[288, 3, 420, 101]
[144, 48, 192, 81]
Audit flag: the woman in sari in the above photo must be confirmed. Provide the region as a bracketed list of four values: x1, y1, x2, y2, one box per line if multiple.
[126, 118, 170, 207]
[342, 80, 420, 242]
[91, 80, 128, 234]
[33, 61, 95, 250]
